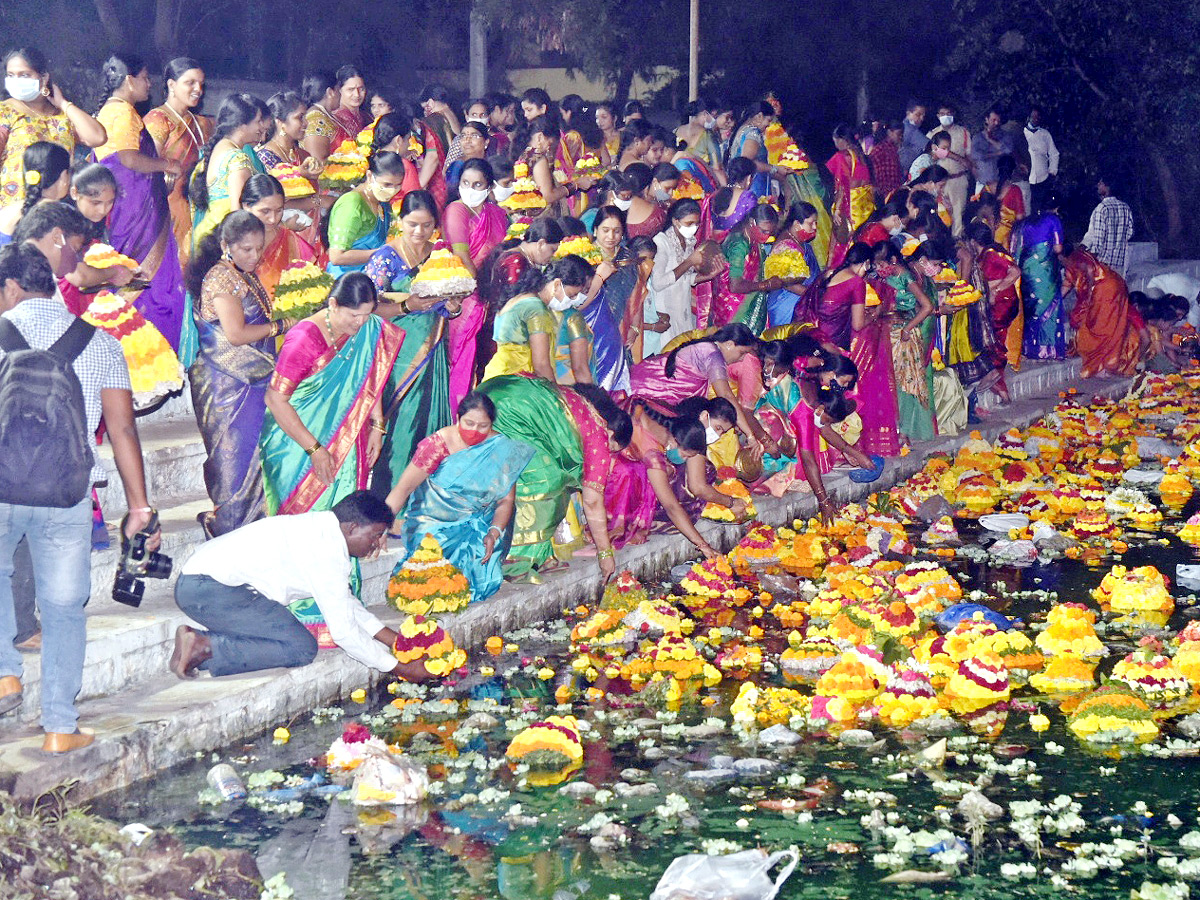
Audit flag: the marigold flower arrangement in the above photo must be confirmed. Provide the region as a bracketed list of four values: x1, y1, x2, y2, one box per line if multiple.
[573, 151, 604, 180]
[876, 663, 942, 727]
[1159, 471, 1194, 507]
[391, 614, 467, 677]
[815, 650, 884, 706]
[81, 291, 183, 409]
[780, 632, 841, 680]
[1110, 642, 1191, 710]
[1035, 603, 1105, 659]
[702, 477, 756, 521]
[387, 534, 471, 616]
[973, 629, 1044, 682]
[269, 163, 316, 199]
[942, 651, 1011, 715]
[83, 242, 139, 270]
[499, 161, 545, 213]
[763, 247, 810, 281]
[273, 262, 333, 319]
[410, 246, 477, 298]
[318, 140, 367, 191]
[505, 715, 584, 773]
[1067, 684, 1160, 745]
[1028, 655, 1097, 694]
[671, 170, 705, 199]
[554, 234, 603, 266]
[727, 522, 780, 570]
[1093, 564, 1173, 616]
[731, 681, 808, 729]
[325, 722, 394, 772]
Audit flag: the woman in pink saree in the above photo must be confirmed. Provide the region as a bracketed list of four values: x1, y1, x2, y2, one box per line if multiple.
[443, 159, 509, 410]
[826, 124, 876, 269]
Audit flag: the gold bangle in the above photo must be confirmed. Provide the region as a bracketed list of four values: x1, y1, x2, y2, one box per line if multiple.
[596, 548, 614, 560]
[371, 419, 387, 434]
[304, 440, 323, 456]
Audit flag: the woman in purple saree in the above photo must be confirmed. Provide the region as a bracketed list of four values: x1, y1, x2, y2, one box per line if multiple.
[93, 53, 187, 350]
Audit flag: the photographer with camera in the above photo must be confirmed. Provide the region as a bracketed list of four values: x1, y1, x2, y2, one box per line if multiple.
[169, 491, 431, 682]
[0, 211, 158, 754]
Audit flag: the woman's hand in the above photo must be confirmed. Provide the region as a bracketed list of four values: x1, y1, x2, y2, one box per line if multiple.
[310, 447, 337, 485]
[595, 260, 616, 282]
[728, 497, 749, 520]
[108, 265, 136, 288]
[762, 436, 781, 457]
[818, 497, 837, 527]
[480, 530, 498, 563]
[575, 174, 597, 192]
[161, 158, 183, 178]
[900, 325, 914, 342]
[685, 248, 706, 269]
[699, 542, 719, 560]
[650, 312, 671, 333]
[302, 157, 323, 175]
[366, 427, 384, 467]
[598, 552, 616, 583]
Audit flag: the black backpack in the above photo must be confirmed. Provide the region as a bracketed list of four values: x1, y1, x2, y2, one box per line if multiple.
[0, 316, 96, 508]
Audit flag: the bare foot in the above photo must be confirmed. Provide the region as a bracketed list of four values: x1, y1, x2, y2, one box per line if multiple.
[170, 625, 212, 678]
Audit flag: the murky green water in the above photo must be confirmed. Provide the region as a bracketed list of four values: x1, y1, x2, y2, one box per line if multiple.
[96, 500, 1200, 900]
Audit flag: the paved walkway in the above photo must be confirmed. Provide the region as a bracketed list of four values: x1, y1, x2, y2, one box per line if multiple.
[0, 360, 1129, 801]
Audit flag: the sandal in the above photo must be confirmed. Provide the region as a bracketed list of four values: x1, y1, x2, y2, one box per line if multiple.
[195, 510, 216, 540]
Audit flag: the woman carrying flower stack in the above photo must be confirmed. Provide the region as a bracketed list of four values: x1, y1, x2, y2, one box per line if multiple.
[384, 391, 535, 604]
[326, 151, 408, 277]
[261, 272, 404, 515]
[476, 377, 632, 581]
[189, 211, 294, 536]
[590, 206, 655, 366]
[763, 202, 822, 329]
[709, 202, 782, 331]
[300, 72, 351, 166]
[144, 57, 213, 268]
[93, 53, 190, 351]
[240, 174, 325, 301]
[827, 124, 877, 268]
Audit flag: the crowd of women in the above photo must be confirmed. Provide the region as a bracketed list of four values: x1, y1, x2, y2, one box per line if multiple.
[0, 46, 1162, 605]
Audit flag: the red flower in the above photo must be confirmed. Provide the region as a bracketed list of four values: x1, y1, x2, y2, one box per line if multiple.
[342, 723, 371, 744]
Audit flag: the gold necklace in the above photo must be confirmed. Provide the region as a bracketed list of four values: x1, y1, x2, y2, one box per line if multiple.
[165, 102, 203, 148]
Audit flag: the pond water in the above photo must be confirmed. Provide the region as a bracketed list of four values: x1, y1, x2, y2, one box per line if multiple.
[96, 403, 1200, 900]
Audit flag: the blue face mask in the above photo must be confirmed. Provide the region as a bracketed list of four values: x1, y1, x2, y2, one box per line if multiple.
[665, 447, 686, 465]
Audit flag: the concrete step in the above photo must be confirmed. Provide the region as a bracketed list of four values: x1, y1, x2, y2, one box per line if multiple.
[13, 539, 404, 727]
[977, 358, 1081, 412]
[95, 419, 207, 519]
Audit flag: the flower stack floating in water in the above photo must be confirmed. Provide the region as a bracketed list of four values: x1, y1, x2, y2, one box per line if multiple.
[269, 164, 315, 199]
[273, 262, 333, 318]
[318, 140, 367, 191]
[81, 291, 183, 409]
[324, 722, 393, 772]
[1067, 684, 1160, 746]
[409, 246, 476, 298]
[728, 522, 780, 570]
[387, 533, 471, 616]
[1034, 603, 1105, 659]
[554, 234, 603, 265]
[1110, 639, 1191, 711]
[499, 161, 545, 214]
[505, 715, 584, 785]
[876, 662, 941, 727]
[1093, 564, 1174, 626]
[391, 614, 467, 677]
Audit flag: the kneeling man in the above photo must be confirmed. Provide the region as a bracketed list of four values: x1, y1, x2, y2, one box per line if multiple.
[170, 491, 427, 680]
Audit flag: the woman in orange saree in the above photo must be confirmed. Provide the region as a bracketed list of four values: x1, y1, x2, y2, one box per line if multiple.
[240, 173, 325, 300]
[1063, 246, 1146, 378]
[144, 57, 213, 268]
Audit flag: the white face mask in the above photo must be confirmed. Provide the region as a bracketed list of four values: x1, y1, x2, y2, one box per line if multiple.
[5, 75, 41, 103]
[492, 183, 516, 202]
[888, 225, 904, 236]
[612, 196, 633, 211]
[653, 187, 671, 202]
[705, 426, 722, 446]
[677, 224, 699, 240]
[466, 116, 488, 125]
[938, 114, 954, 127]
[548, 285, 575, 312]
[459, 185, 490, 207]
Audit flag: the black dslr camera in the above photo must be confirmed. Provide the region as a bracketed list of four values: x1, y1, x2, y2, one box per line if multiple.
[113, 510, 172, 607]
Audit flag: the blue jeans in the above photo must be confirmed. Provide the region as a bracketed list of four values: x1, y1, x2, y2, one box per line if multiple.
[0, 498, 92, 733]
[174, 574, 318, 676]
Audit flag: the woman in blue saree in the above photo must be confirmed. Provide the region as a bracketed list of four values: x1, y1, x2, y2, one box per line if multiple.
[93, 53, 188, 349]
[325, 150, 408, 277]
[726, 102, 778, 199]
[1018, 192, 1066, 359]
[362, 190, 456, 497]
[384, 392, 534, 603]
[189, 211, 292, 537]
[261, 272, 404, 514]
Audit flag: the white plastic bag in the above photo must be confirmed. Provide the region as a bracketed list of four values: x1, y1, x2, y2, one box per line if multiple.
[649, 848, 799, 900]
[350, 747, 428, 806]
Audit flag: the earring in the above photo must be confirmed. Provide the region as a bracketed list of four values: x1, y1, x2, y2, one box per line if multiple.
[222, 248, 233, 261]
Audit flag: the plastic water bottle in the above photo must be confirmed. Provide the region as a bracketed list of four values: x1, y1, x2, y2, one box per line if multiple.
[207, 763, 246, 800]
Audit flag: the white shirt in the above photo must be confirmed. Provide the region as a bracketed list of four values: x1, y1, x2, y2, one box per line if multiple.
[650, 229, 698, 348]
[1146, 273, 1200, 328]
[182, 511, 396, 672]
[1023, 126, 1059, 184]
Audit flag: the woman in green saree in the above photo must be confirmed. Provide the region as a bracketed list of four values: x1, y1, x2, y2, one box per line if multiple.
[261, 272, 404, 514]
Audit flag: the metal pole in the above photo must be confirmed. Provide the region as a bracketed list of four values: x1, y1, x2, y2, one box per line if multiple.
[689, 0, 699, 102]
[469, 3, 487, 98]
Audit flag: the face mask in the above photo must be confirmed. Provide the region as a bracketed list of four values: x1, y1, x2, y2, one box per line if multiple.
[369, 178, 397, 202]
[492, 183, 516, 202]
[5, 76, 41, 103]
[665, 447, 686, 465]
[677, 223, 699, 240]
[938, 114, 954, 127]
[748, 225, 772, 244]
[466, 116, 488, 125]
[796, 226, 817, 242]
[1026, 121, 1038, 132]
[933, 146, 950, 159]
[888, 225, 904, 236]
[459, 185, 490, 207]
[612, 196, 633, 212]
[458, 424, 489, 446]
[705, 426, 722, 446]
[653, 187, 671, 202]
[53, 237, 79, 278]
[703, 118, 716, 130]
[548, 285, 575, 312]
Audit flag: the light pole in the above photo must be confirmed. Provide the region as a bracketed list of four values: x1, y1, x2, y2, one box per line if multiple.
[689, 0, 699, 102]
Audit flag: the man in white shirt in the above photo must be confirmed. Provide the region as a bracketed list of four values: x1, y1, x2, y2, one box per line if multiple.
[170, 491, 428, 681]
[1023, 106, 1059, 206]
[926, 103, 972, 235]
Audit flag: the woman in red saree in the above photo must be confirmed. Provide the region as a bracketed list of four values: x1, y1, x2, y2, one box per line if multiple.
[1063, 246, 1146, 378]
[967, 222, 1020, 380]
[826, 125, 876, 268]
[330, 66, 366, 142]
[240, 173, 325, 301]
[853, 273, 902, 457]
[261, 273, 404, 515]
[443, 158, 509, 410]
